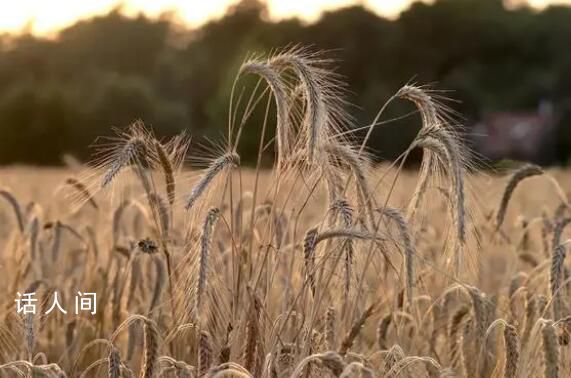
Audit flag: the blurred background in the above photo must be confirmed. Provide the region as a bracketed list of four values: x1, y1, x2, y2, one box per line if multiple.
[0, 0, 570, 166]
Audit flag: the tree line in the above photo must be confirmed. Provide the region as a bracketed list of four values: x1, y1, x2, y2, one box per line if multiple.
[1, 0, 570, 165]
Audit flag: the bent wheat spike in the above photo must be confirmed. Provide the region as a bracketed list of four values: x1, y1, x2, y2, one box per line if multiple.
[270, 52, 326, 164]
[495, 164, 543, 230]
[186, 153, 239, 211]
[240, 61, 290, 168]
[102, 135, 147, 188]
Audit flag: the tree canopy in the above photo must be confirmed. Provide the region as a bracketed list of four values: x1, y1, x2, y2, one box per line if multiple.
[0, 0, 570, 165]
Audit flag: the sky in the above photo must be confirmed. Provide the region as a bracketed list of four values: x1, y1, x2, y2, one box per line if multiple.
[0, 0, 569, 36]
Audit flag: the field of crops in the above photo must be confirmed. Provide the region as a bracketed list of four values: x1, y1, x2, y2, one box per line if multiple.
[0, 50, 570, 377]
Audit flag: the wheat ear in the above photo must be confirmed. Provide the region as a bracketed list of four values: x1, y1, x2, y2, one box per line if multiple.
[339, 303, 376, 355]
[503, 324, 520, 378]
[303, 227, 318, 296]
[153, 140, 176, 208]
[449, 305, 470, 375]
[195, 208, 221, 317]
[185, 153, 239, 211]
[240, 60, 290, 168]
[270, 52, 326, 164]
[325, 306, 337, 350]
[102, 134, 147, 188]
[0, 189, 25, 233]
[141, 318, 159, 378]
[398, 85, 453, 222]
[550, 244, 567, 320]
[552, 217, 571, 248]
[108, 346, 121, 378]
[329, 199, 354, 300]
[412, 126, 466, 272]
[65, 177, 98, 210]
[290, 352, 346, 378]
[199, 330, 213, 376]
[377, 313, 392, 350]
[495, 164, 543, 230]
[377, 207, 415, 310]
[242, 291, 261, 373]
[325, 143, 376, 226]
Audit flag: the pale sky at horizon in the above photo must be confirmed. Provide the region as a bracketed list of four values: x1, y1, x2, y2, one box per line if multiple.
[0, 0, 569, 36]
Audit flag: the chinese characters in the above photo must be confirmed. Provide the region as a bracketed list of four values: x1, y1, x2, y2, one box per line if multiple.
[16, 291, 97, 315]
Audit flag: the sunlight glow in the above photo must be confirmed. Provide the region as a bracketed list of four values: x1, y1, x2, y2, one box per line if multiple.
[0, 0, 567, 36]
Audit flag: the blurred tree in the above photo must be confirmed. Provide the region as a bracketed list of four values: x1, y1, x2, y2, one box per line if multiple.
[0, 0, 570, 165]
[0, 81, 77, 164]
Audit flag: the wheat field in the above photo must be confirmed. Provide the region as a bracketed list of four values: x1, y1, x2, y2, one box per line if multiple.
[0, 49, 570, 377]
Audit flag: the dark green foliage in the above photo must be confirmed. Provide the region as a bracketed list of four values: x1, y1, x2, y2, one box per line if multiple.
[0, 0, 571, 165]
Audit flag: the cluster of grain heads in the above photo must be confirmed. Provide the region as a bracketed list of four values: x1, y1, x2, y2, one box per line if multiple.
[7, 47, 571, 377]
[398, 85, 456, 221]
[268, 50, 333, 165]
[388, 84, 471, 276]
